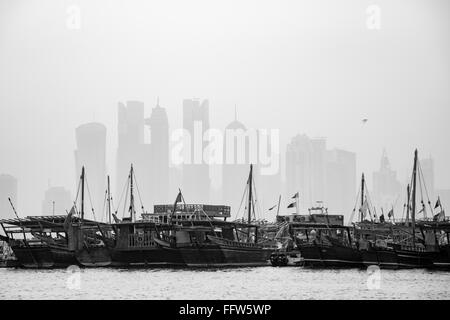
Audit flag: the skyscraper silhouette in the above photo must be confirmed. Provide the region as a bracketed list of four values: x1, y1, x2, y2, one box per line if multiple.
[182, 98, 210, 203]
[222, 110, 249, 217]
[372, 150, 402, 212]
[116, 101, 151, 214]
[325, 148, 356, 221]
[286, 134, 355, 220]
[0, 174, 17, 219]
[286, 134, 326, 213]
[75, 122, 106, 221]
[146, 98, 169, 206]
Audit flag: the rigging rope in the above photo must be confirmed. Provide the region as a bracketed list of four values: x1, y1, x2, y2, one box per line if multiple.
[349, 184, 361, 223]
[122, 175, 130, 219]
[73, 175, 82, 217]
[84, 174, 97, 222]
[233, 180, 249, 221]
[100, 189, 107, 223]
[418, 161, 434, 215]
[131, 170, 146, 214]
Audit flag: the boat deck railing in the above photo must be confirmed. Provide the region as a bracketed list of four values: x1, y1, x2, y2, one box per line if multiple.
[208, 236, 259, 248]
[128, 233, 156, 248]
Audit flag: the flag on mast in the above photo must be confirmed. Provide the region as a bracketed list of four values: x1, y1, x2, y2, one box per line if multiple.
[433, 210, 445, 222]
[435, 197, 441, 209]
[387, 208, 394, 219]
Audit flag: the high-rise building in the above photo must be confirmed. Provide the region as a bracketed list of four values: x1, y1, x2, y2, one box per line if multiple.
[326, 148, 356, 221]
[0, 174, 17, 219]
[145, 98, 169, 206]
[116, 101, 152, 215]
[285, 134, 326, 213]
[372, 150, 402, 213]
[75, 122, 107, 221]
[182, 98, 210, 203]
[222, 113, 250, 217]
[254, 129, 281, 221]
[286, 134, 356, 221]
[42, 186, 72, 216]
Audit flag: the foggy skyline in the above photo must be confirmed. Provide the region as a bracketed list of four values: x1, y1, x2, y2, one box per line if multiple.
[1, 0, 449, 219]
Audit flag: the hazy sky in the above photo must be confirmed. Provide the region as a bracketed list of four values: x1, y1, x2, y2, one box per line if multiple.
[0, 0, 449, 216]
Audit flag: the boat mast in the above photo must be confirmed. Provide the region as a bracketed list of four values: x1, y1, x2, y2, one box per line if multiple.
[247, 164, 253, 225]
[107, 175, 111, 224]
[81, 166, 85, 221]
[411, 149, 418, 247]
[360, 173, 365, 222]
[130, 164, 135, 222]
[406, 184, 410, 223]
[276, 194, 281, 217]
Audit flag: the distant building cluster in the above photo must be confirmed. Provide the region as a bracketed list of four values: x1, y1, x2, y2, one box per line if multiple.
[285, 134, 356, 218]
[1, 99, 448, 223]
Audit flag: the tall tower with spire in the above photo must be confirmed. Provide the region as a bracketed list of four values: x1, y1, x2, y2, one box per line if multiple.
[146, 97, 169, 206]
[222, 106, 250, 216]
[373, 149, 402, 213]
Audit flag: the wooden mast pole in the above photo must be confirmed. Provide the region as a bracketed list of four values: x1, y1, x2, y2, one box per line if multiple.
[361, 173, 365, 222]
[130, 164, 135, 222]
[276, 194, 281, 217]
[411, 149, 418, 247]
[107, 175, 111, 224]
[406, 184, 410, 223]
[247, 164, 253, 225]
[81, 166, 85, 222]
[247, 164, 253, 242]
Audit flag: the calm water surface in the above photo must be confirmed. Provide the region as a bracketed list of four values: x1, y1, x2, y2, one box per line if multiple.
[1, 267, 450, 300]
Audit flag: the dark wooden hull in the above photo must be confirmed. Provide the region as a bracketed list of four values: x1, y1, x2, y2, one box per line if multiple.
[110, 247, 185, 267]
[361, 248, 399, 269]
[0, 259, 20, 268]
[298, 242, 363, 268]
[46, 245, 79, 268]
[432, 245, 450, 270]
[154, 236, 272, 267]
[9, 245, 54, 268]
[393, 247, 435, 269]
[158, 245, 271, 267]
[75, 247, 112, 267]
